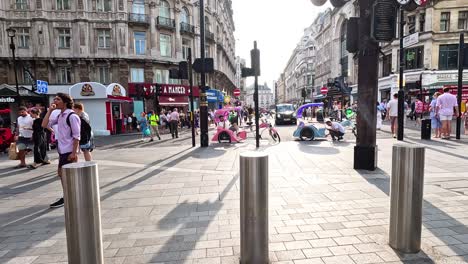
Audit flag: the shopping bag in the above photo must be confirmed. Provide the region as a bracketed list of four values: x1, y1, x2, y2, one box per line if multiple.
[144, 128, 151, 136]
[8, 142, 19, 160]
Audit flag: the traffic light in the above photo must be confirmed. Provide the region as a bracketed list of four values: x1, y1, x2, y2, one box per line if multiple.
[301, 88, 307, 98]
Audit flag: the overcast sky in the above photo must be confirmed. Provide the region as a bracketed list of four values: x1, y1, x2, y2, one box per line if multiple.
[232, 0, 331, 88]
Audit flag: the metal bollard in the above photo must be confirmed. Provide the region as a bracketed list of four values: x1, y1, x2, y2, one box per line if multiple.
[240, 152, 269, 264]
[63, 162, 104, 264]
[389, 144, 425, 253]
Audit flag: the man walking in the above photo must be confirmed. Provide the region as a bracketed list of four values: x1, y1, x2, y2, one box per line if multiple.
[14, 106, 34, 168]
[437, 87, 459, 139]
[170, 108, 180, 139]
[149, 111, 161, 141]
[386, 93, 399, 138]
[42, 93, 81, 208]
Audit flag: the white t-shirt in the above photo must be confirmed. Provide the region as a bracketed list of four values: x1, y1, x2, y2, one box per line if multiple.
[387, 99, 399, 117]
[331, 122, 345, 134]
[17, 114, 34, 138]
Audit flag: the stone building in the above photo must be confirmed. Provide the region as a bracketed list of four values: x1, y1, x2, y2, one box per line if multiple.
[0, 0, 237, 110]
[245, 82, 274, 109]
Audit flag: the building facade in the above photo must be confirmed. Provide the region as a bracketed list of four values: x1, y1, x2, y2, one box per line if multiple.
[0, 0, 237, 112]
[245, 83, 274, 109]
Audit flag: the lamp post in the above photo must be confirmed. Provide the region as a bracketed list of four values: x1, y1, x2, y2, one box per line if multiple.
[7, 28, 21, 107]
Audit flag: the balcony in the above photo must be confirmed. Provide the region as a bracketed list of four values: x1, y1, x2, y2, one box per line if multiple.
[180, 22, 195, 35]
[128, 13, 149, 25]
[156, 16, 176, 30]
[206, 31, 215, 42]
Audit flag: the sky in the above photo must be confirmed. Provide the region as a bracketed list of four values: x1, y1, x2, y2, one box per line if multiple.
[232, 0, 331, 88]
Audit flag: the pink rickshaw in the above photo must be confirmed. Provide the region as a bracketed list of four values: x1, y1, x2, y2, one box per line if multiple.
[211, 107, 247, 143]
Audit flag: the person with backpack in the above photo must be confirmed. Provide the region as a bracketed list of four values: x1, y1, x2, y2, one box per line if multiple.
[73, 102, 93, 161]
[149, 110, 161, 141]
[42, 93, 81, 209]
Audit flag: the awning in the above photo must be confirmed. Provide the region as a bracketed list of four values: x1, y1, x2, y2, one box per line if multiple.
[107, 95, 133, 102]
[159, 96, 188, 106]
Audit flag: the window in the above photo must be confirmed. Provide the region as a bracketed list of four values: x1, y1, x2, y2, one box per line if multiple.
[382, 54, 392, 77]
[159, 0, 170, 18]
[57, 0, 71, 10]
[134, 32, 146, 55]
[404, 46, 424, 70]
[97, 29, 111, 48]
[97, 0, 111, 12]
[182, 39, 191, 60]
[98, 67, 110, 84]
[440, 12, 450, 31]
[340, 22, 348, 77]
[17, 28, 30, 48]
[408, 15, 416, 34]
[132, 0, 145, 20]
[419, 13, 425, 32]
[181, 7, 189, 24]
[130, 68, 144, 82]
[438, 44, 468, 70]
[58, 29, 71, 48]
[160, 34, 171, 57]
[205, 44, 210, 58]
[21, 68, 33, 84]
[57, 67, 72, 84]
[15, 0, 28, 10]
[459, 11, 468, 30]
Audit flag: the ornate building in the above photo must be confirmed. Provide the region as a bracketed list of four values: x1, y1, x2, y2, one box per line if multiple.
[0, 0, 237, 104]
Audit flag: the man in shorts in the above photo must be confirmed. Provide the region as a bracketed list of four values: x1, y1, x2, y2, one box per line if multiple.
[14, 106, 34, 168]
[386, 93, 399, 138]
[42, 93, 81, 208]
[437, 87, 459, 139]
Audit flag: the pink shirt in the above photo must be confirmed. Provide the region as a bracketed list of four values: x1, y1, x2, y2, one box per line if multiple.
[437, 92, 458, 116]
[48, 109, 81, 154]
[170, 111, 180, 121]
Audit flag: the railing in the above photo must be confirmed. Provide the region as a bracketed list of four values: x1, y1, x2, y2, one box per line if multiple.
[128, 13, 149, 23]
[157, 16, 176, 29]
[180, 22, 195, 34]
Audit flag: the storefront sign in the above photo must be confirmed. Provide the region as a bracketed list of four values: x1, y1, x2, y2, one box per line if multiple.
[127, 83, 199, 97]
[403, 32, 419, 48]
[69, 82, 107, 99]
[0, 97, 15, 103]
[206, 89, 218, 103]
[442, 85, 468, 100]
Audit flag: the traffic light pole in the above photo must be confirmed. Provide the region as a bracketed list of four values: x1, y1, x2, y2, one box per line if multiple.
[188, 48, 196, 147]
[397, 7, 405, 141]
[456, 33, 464, 140]
[199, 0, 209, 147]
[353, 0, 379, 170]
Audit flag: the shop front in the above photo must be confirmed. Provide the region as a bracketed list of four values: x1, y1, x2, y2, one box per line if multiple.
[0, 84, 46, 126]
[377, 75, 398, 102]
[69, 82, 132, 135]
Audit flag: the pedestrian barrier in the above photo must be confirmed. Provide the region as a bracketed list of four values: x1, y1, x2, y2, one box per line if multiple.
[389, 144, 425, 253]
[240, 151, 269, 264]
[63, 162, 104, 264]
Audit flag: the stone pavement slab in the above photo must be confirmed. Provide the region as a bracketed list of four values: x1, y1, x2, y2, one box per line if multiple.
[0, 128, 467, 263]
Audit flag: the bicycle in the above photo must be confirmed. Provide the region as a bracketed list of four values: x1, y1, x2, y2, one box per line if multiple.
[246, 118, 281, 144]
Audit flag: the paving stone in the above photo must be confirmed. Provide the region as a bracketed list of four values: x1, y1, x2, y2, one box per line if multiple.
[329, 245, 359, 255]
[302, 248, 333, 258]
[333, 236, 362, 246]
[275, 250, 306, 261]
[321, 255, 356, 264]
[284, 241, 312, 250]
[350, 253, 384, 263]
[308, 238, 338, 248]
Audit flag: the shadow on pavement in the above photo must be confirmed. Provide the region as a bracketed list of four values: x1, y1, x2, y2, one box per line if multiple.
[0, 172, 56, 198]
[297, 141, 341, 155]
[358, 169, 468, 263]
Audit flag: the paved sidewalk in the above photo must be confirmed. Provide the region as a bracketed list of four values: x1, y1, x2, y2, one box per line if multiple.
[0, 129, 467, 263]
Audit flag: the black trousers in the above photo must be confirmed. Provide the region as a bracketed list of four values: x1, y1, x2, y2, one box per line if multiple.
[329, 130, 344, 140]
[170, 121, 179, 138]
[33, 136, 49, 164]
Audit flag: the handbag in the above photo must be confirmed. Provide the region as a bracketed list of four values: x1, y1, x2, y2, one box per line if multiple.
[8, 142, 19, 160]
[144, 128, 151, 136]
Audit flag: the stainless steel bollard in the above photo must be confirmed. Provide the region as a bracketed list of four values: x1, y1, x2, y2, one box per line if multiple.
[240, 152, 269, 264]
[63, 162, 104, 264]
[389, 144, 425, 253]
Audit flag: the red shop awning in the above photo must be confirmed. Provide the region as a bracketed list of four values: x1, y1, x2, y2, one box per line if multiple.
[159, 96, 189, 106]
[107, 95, 133, 102]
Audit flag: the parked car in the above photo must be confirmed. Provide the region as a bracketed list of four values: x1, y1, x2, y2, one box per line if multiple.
[275, 104, 296, 125]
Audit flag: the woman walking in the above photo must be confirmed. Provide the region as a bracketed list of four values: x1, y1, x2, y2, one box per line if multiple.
[429, 92, 442, 138]
[28, 108, 50, 169]
[139, 112, 150, 141]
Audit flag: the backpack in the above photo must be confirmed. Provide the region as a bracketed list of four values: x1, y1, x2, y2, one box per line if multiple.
[66, 113, 92, 145]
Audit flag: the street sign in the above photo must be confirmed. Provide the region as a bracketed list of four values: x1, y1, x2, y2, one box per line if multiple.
[371, 0, 398, 42]
[320, 87, 328, 95]
[36, 80, 48, 94]
[403, 32, 419, 48]
[233, 88, 241, 97]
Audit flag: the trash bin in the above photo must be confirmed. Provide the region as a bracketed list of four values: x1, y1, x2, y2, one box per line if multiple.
[421, 119, 431, 140]
[316, 109, 324, 122]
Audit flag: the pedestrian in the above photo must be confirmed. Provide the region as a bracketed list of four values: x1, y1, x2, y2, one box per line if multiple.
[429, 92, 442, 138]
[14, 106, 34, 169]
[42, 93, 81, 208]
[386, 93, 399, 138]
[195, 110, 200, 135]
[415, 97, 424, 126]
[166, 110, 172, 133]
[139, 112, 150, 141]
[28, 108, 50, 169]
[127, 114, 133, 132]
[149, 111, 161, 141]
[132, 113, 138, 131]
[325, 120, 345, 141]
[160, 111, 167, 133]
[436, 87, 459, 139]
[170, 108, 180, 139]
[376, 102, 383, 130]
[73, 102, 93, 161]
[463, 99, 468, 135]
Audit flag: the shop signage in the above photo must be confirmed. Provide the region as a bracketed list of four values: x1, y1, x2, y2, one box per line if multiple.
[0, 97, 15, 103]
[206, 89, 218, 103]
[442, 85, 468, 100]
[403, 32, 419, 48]
[36, 80, 48, 94]
[128, 83, 199, 97]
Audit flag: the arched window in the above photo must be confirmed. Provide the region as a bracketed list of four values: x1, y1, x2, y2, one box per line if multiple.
[159, 0, 170, 18]
[340, 22, 348, 77]
[181, 7, 189, 24]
